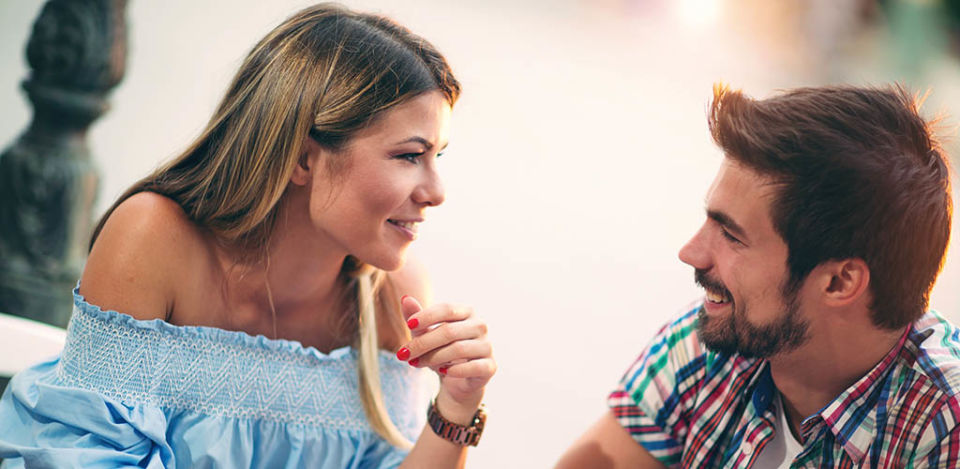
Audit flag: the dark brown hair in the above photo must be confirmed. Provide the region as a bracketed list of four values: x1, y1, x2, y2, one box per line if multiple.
[708, 84, 952, 329]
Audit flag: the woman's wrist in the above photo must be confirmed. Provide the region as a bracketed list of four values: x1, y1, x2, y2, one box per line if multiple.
[434, 387, 483, 425]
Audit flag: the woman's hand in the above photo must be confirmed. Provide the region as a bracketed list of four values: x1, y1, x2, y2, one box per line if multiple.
[396, 296, 495, 421]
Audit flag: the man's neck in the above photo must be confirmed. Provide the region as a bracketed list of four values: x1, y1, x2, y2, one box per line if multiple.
[768, 319, 907, 435]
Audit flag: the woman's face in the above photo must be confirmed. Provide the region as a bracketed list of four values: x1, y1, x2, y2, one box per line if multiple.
[303, 90, 451, 271]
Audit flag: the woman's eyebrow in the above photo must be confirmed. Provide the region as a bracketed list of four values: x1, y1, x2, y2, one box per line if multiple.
[395, 136, 448, 151]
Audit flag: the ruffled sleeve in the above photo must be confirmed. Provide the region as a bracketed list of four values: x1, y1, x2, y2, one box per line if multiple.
[0, 357, 174, 468]
[357, 438, 410, 469]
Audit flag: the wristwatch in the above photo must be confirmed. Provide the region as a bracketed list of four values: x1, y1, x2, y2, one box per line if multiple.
[427, 399, 486, 446]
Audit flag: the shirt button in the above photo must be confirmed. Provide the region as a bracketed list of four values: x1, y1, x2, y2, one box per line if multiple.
[742, 441, 754, 456]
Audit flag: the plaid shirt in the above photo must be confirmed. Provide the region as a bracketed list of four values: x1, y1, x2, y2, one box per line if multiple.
[609, 306, 960, 468]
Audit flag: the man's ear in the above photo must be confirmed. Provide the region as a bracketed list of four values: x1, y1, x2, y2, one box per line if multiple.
[291, 139, 319, 186]
[814, 258, 870, 307]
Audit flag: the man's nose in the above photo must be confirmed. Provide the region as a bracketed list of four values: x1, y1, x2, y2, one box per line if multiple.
[678, 225, 712, 270]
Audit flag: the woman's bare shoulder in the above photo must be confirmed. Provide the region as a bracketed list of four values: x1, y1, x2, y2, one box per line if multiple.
[80, 192, 211, 320]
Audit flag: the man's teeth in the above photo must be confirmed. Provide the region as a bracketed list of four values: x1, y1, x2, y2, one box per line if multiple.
[705, 291, 729, 303]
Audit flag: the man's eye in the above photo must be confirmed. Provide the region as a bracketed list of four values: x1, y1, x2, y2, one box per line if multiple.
[720, 228, 742, 245]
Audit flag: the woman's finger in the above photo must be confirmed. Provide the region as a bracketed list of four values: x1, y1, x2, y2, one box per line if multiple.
[400, 318, 487, 360]
[408, 339, 492, 369]
[400, 295, 424, 331]
[404, 303, 473, 333]
[441, 358, 497, 380]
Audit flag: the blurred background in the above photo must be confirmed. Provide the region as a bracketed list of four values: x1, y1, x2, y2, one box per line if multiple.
[1, 0, 959, 466]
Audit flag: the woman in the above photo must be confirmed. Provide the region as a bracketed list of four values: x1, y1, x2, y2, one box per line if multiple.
[0, 4, 494, 468]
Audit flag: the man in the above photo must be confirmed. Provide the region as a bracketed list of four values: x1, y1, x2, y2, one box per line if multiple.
[558, 84, 958, 468]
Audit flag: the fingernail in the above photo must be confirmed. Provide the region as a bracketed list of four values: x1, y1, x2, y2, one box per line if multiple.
[396, 347, 410, 361]
[439, 366, 448, 375]
[401, 295, 410, 303]
[407, 318, 419, 329]
[409, 358, 419, 367]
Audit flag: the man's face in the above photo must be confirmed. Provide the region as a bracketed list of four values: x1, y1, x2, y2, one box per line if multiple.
[678, 158, 809, 359]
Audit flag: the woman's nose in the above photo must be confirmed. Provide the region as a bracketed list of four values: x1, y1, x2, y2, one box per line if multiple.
[413, 169, 445, 207]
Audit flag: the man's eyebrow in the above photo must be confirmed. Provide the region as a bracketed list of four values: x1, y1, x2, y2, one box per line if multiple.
[707, 209, 749, 241]
[395, 136, 449, 151]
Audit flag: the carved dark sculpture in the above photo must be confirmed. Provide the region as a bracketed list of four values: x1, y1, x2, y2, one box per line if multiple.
[0, 0, 127, 328]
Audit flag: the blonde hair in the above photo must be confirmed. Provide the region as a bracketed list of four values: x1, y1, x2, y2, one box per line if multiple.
[90, 3, 460, 448]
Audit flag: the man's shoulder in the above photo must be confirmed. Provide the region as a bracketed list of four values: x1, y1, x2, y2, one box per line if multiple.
[906, 311, 960, 398]
[648, 302, 753, 365]
[654, 302, 702, 347]
[608, 303, 764, 467]
[641, 302, 707, 366]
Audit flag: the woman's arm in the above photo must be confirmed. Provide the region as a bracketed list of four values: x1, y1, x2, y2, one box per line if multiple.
[389, 261, 495, 469]
[399, 298, 492, 469]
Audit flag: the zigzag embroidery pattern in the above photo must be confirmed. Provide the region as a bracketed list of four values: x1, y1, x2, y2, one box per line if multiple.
[55, 301, 422, 434]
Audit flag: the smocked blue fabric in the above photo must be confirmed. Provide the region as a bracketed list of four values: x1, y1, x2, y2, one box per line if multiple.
[0, 287, 425, 468]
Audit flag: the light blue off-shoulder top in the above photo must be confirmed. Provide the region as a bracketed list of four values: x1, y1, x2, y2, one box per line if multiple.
[0, 288, 426, 468]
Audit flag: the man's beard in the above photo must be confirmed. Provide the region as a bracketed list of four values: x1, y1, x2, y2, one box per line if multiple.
[695, 269, 810, 359]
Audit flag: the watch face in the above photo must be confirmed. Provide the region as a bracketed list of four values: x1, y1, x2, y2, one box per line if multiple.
[474, 408, 487, 430]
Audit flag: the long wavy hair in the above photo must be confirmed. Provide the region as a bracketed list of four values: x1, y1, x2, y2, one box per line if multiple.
[90, 3, 460, 447]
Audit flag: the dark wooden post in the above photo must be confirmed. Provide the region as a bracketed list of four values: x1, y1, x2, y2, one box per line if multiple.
[0, 0, 128, 328]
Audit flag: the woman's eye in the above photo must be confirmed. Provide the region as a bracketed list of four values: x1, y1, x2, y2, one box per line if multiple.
[395, 153, 423, 164]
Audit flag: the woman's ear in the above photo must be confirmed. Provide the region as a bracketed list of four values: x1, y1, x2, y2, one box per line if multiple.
[290, 138, 319, 186]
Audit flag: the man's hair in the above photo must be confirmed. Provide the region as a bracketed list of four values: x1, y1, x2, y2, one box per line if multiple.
[708, 84, 953, 329]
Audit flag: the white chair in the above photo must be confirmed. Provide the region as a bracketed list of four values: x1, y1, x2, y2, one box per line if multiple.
[0, 312, 67, 378]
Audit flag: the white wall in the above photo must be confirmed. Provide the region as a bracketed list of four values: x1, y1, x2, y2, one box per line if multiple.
[2, 1, 958, 467]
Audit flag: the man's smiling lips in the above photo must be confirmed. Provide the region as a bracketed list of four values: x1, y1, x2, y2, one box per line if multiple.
[695, 270, 732, 315]
[702, 288, 732, 314]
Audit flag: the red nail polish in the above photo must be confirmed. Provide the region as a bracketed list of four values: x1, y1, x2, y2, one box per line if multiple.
[407, 318, 419, 329]
[396, 347, 410, 361]
[409, 358, 419, 367]
[439, 366, 448, 375]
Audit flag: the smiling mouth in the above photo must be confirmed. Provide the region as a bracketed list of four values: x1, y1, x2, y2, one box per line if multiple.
[695, 269, 732, 308]
[387, 219, 420, 239]
[705, 289, 731, 305]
